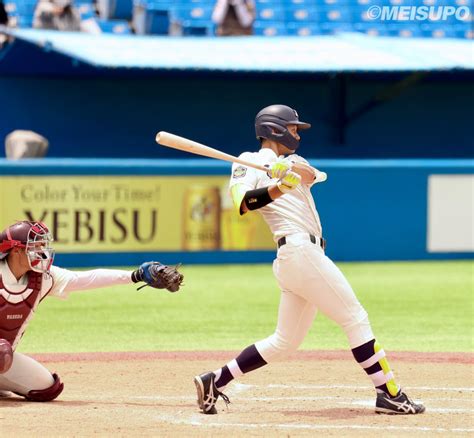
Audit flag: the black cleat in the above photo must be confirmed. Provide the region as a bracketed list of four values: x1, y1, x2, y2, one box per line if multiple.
[375, 391, 425, 415]
[194, 372, 230, 415]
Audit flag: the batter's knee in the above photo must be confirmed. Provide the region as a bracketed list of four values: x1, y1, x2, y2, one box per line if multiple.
[342, 310, 375, 349]
[256, 332, 300, 362]
[24, 373, 64, 402]
[0, 339, 13, 374]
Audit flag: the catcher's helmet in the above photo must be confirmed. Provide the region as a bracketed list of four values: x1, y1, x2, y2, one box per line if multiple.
[255, 104, 311, 151]
[0, 221, 54, 273]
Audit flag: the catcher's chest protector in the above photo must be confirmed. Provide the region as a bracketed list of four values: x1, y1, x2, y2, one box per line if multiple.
[0, 272, 43, 348]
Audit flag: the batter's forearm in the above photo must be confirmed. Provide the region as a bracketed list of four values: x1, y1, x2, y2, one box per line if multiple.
[230, 183, 284, 215]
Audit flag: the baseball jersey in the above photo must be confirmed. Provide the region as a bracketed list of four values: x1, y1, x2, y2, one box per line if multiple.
[0, 260, 132, 349]
[229, 147, 322, 241]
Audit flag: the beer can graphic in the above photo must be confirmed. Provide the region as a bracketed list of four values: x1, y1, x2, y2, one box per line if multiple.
[182, 186, 221, 250]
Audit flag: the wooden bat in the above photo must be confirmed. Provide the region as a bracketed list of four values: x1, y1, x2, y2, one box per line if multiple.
[156, 131, 268, 172]
[155, 131, 327, 183]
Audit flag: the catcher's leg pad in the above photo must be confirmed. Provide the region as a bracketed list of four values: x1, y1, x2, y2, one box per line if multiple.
[0, 338, 13, 374]
[24, 373, 64, 402]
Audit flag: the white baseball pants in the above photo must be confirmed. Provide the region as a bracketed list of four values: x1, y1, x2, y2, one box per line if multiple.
[0, 352, 54, 395]
[255, 234, 375, 362]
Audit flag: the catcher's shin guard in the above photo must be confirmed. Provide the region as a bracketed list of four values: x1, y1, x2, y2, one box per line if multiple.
[24, 373, 64, 402]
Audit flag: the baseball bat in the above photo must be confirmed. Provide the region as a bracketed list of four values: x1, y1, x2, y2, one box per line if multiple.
[155, 131, 327, 182]
[156, 131, 268, 172]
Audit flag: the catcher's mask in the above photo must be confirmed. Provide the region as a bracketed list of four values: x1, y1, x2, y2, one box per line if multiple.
[255, 104, 311, 151]
[0, 221, 55, 274]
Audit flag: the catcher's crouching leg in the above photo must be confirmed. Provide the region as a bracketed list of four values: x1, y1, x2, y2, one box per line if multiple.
[23, 373, 64, 402]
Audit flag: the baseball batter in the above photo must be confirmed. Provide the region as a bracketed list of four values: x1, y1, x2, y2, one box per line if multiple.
[0, 220, 183, 401]
[194, 104, 425, 415]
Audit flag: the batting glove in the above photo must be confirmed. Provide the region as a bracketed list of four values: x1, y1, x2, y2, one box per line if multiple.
[267, 158, 291, 180]
[277, 171, 301, 193]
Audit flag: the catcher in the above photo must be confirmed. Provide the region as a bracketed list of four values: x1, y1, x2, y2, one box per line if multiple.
[0, 220, 183, 401]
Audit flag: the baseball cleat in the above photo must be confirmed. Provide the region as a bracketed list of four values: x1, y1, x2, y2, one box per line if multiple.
[375, 391, 425, 415]
[194, 372, 230, 415]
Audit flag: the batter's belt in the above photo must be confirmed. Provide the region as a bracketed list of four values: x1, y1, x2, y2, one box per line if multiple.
[277, 233, 326, 251]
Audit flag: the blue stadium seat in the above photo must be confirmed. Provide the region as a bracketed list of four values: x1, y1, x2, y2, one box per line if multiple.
[143, 7, 170, 34]
[98, 0, 133, 20]
[76, 3, 96, 20]
[181, 20, 215, 36]
[285, 0, 319, 5]
[284, 7, 322, 22]
[256, 0, 284, 4]
[353, 22, 390, 36]
[320, 22, 354, 34]
[287, 22, 323, 36]
[172, 5, 213, 22]
[256, 6, 286, 21]
[97, 18, 133, 33]
[387, 24, 423, 38]
[321, 6, 353, 22]
[17, 14, 34, 28]
[453, 23, 473, 39]
[354, 0, 385, 5]
[14, 0, 36, 17]
[253, 21, 288, 36]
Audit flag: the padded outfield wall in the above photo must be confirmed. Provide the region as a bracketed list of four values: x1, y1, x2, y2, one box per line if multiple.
[0, 74, 472, 160]
[0, 159, 472, 266]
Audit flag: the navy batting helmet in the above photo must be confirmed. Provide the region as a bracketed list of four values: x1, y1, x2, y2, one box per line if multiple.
[255, 104, 311, 151]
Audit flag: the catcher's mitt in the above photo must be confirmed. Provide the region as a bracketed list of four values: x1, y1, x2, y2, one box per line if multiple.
[132, 262, 184, 292]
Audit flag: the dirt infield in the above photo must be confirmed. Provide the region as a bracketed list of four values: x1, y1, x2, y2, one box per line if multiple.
[1, 351, 473, 437]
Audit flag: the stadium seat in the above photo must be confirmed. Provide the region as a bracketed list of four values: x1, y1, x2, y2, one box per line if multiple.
[287, 22, 323, 36]
[14, 0, 36, 17]
[134, 6, 170, 35]
[353, 22, 390, 36]
[181, 20, 214, 36]
[284, 7, 322, 22]
[321, 6, 353, 22]
[98, 0, 133, 20]
[387, 24, 423, 38]
[171, 5, 213, 22]
[17, 15, 34, 28]
[256, 0, 284, 4]
[320, 22, 354, 34]
[76, 3, 96, 20]
[256, 6, 286, 22]
[97, 18, 132, 34]
[253, 21, 287, 36]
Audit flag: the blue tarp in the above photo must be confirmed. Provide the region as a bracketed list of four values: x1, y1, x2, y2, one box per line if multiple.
[2, 28, 474, 73]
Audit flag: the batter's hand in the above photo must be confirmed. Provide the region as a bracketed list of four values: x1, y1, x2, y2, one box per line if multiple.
[267, 158, 291, 180]
[277, 171, 301, 193]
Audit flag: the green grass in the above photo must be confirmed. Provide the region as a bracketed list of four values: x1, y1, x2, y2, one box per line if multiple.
[18, 261, 473, 354]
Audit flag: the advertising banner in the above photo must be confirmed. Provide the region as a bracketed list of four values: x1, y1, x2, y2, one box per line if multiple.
[0, 176, 274, 252]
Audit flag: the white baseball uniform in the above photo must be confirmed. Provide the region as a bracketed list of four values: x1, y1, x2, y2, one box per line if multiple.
[0, 260, 132, 395]
[229, 147, 374, 362]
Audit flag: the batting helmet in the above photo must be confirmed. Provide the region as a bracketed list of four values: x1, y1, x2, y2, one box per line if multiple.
[255, 104, 311, 151]
[0, 221, 55, 273]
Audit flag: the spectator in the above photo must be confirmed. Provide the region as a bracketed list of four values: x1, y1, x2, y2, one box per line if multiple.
[212, 0, 255, 36]
[0, 1, 8, 26]
[33, 0, 81, 31]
